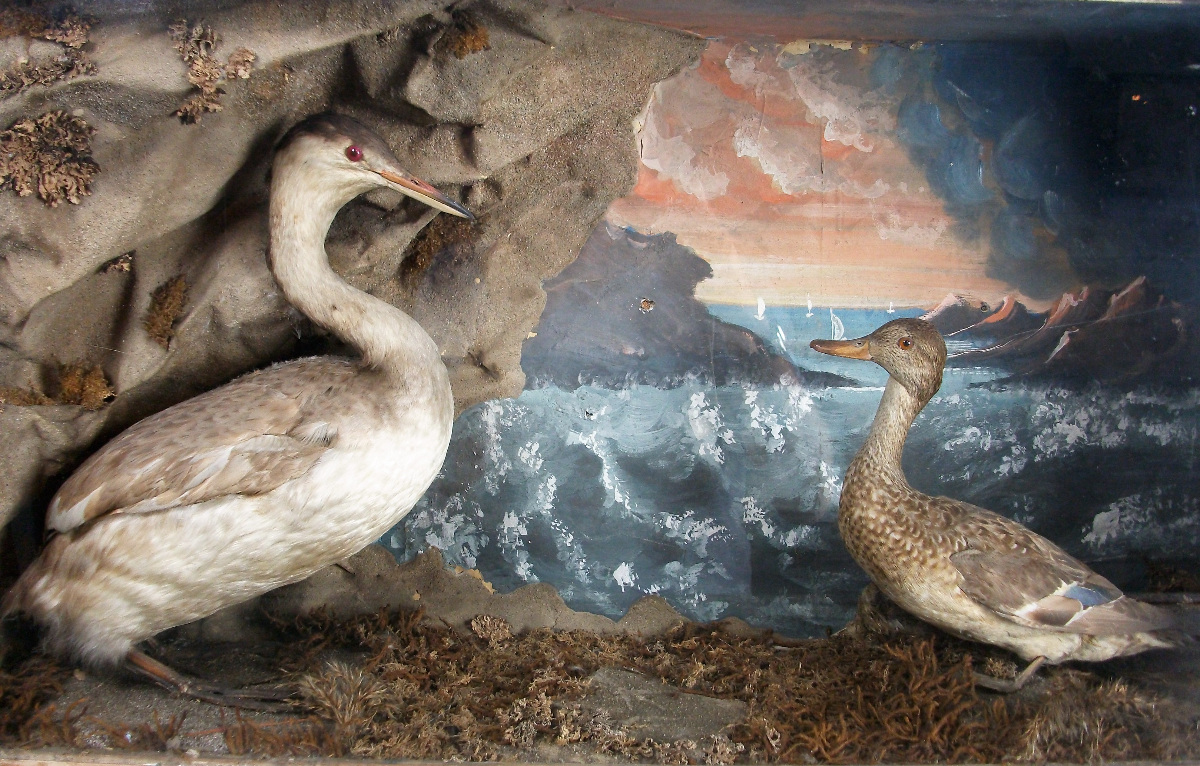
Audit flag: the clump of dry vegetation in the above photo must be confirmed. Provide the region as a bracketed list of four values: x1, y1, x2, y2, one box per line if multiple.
[168, 20, 256, 123]
[0, 386, 53, 406]
[443, 15, 491, 59]
[3, 604, 1197, 762]
[0, 656, 70, 743]
[257, 607, 1197, 763]
[0, 110, 99, 206]
[0, 362, 111, 409]
[54, 362, 113, 409]
[144, 275, 188, 348]
[0, 8, 95, 96]
[400, 214, 476, 285]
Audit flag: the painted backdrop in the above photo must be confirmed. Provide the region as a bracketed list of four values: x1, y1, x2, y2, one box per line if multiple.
[390, 39, 1200, 636]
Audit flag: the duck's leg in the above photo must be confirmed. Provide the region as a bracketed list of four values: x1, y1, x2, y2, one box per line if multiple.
[124, 648, 294, 711]
[973, 655, 1045, 693]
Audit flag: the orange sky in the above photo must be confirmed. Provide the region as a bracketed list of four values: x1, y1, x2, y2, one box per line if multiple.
[605, 41, 1024, 310]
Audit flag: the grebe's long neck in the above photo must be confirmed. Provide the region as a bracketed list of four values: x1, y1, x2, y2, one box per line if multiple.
[268, 161, 442, 386]
[846, 377, 926, 492]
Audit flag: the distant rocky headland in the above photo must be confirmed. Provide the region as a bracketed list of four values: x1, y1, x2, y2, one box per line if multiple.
[522, 223, 849, 390]
[925, 277, 1196, 385]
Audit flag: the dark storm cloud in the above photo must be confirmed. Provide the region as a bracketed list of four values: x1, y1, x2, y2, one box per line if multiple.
[897, 35, 1200, 302]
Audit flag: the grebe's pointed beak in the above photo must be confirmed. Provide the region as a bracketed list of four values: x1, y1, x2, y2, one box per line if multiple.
[810, 336, 872, 360]
[377, 169, 476, 221]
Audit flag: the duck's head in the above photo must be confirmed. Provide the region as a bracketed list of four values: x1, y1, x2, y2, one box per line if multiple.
[273, 112, 475, 220]
[810, 318, 947, 404]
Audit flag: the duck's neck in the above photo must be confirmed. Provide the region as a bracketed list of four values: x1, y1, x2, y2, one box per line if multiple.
[848, 377, 927, 489]
[268, 166, 443, 385]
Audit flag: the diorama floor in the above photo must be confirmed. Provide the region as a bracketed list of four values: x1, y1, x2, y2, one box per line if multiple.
[3, 550, 1199, 764]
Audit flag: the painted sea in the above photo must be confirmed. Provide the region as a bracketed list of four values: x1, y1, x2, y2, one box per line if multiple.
[387, 306, 1200, 637]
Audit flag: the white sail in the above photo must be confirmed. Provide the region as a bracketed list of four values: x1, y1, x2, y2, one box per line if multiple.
[887, 301, 895, 314]
[754, 296, 766, 321]
[805, 295, 814, 318]
[776, 325, 787, 349]
[830, 308, 845, 341]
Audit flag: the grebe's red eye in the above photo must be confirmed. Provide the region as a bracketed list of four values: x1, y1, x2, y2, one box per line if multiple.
[898, 337, 913, 350]
[345, 145, 363, 162]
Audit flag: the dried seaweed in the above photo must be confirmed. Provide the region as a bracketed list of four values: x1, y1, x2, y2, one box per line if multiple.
[168, 20, 255, 123]
[0, 9, 95, 96]
[0, 111, 99, 206]
[55, 362, 113, 410]
[144, 275, 188, 348]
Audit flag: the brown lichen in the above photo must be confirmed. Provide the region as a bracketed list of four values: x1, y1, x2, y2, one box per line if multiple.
[445, 18, 491, 59]
[470, 614, 512, 644]
[400, 214, 476, 285]
[169, 20, 255, 123]
[0, 10, 95, 96]
[55, 363, 113, 410]
[225, 48, 256, 80]
[144, 275, 188, 348]
[0, 111, 99, 206]
[0, 386, 53, 406]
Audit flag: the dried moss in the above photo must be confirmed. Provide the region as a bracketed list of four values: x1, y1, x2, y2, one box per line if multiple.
[0, 111, 99, 206]
[55, 363, 113, 409]
[91, 711, 187, 751]
[5, 604, 1197, 762]
[0, 656, 70, 744]
[400, 214, 476, 285]
[446, 18, 491, 59]
[1145, 560, 1200, 593]
[0, 9, 95, 96]
[0, 387, 53, 406]
[169, 20, 255, 123]
[144, 275, 188, 348]
[260, 608, 1199, 763]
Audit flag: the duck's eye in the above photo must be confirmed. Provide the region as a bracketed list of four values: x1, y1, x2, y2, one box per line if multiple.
[345, 145, 363, 162]
[980, 302, 990, 312]
[898, 337, 913, 350]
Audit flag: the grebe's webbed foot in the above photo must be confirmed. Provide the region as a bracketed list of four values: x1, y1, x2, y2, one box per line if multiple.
[124, 648, 295, 712]
[973, 655, 1045, 693]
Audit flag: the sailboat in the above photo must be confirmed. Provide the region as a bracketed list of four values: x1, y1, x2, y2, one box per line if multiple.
[776, 325, 787, 349]
[754, 296, 766, 321]
[805, 295, 814, 318]
[887, 301, 895, 314]
[830, 308, 845, 341]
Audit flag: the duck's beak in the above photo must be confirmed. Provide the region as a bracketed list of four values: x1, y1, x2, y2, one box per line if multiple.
[810, 336, 872, 360]
[377, 168, 476, 221]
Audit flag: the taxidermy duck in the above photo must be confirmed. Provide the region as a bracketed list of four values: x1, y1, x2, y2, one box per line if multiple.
[3, 113, 474, 706]
[811, 318, 1182, 691]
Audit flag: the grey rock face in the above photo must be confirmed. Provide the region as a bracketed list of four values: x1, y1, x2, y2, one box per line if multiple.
[0, 0, 705, 533]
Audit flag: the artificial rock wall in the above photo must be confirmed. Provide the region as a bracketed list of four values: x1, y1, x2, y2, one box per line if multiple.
[0, 0, 704, 545]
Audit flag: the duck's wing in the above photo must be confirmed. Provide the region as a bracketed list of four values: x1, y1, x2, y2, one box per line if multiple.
[941, 499, 1172, 635]
[46, 360, 347, 534]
